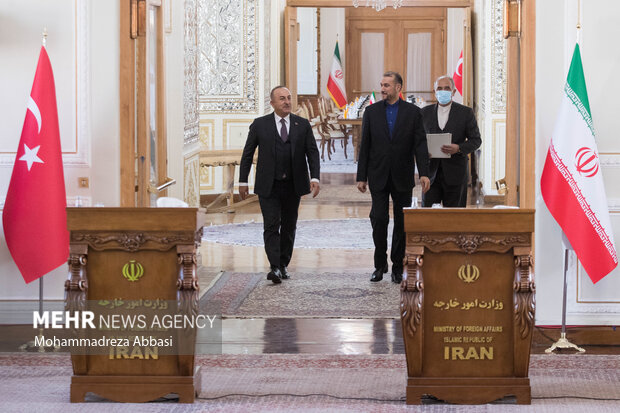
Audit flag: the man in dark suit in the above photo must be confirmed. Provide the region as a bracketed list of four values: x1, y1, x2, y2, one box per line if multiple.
[356, 72, 430, 284]
[239, 86, 320, 284]
[421, 75, 481, 207]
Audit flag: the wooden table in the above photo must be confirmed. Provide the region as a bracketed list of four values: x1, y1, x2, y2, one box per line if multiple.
[336, 118, 362, 162]
[199, 149, 257, 212]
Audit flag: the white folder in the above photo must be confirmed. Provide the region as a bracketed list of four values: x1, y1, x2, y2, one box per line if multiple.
[426, 133, 452, 159]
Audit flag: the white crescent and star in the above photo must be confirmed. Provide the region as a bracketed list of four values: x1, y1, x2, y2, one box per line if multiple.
[19, 144, 44, 171]
[27, 96, 42, 134]
[455, 57, 463, 77]
[19, 96, 45, 171]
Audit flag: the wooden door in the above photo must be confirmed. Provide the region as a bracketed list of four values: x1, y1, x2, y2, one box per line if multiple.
[346, 7, 446, 101]
[402, 19, 445, 103]
[347, 20, 393, 97]
[284, 6, 299, 109]
[120, 0, 171, 207]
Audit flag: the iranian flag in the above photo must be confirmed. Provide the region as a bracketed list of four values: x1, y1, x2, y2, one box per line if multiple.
[2, 46, 69, 283]
[327, 41, 347, 109]
[541, 44, 617, 284]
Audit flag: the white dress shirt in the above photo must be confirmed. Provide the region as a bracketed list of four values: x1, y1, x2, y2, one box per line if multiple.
[274, 113, 290, 136]
[437, 102, 452, 130]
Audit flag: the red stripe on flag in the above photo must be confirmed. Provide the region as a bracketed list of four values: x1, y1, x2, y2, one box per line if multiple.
[327, 76, 347, 108]
[541, 149, 617, 283]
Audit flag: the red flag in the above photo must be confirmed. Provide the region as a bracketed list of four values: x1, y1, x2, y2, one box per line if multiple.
[2, 46, 69, 284]
[453, 50, 463, 95]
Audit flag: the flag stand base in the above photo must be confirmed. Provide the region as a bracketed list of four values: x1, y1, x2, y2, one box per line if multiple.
[18, 278, 60, 352]
[545, 332, 585, 353]
[545, 243, 586, 354]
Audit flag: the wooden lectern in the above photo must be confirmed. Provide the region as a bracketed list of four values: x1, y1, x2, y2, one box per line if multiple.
[400, 209, 535, 404]
[65, 208, 204, 403]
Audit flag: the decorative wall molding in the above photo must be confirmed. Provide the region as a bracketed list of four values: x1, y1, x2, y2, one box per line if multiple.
[491, 118, 506, 187]
[567, 254, 620, 315]
[199, 120, 215, 191]
[184, 0, 200, 146]
[599, 154, 620, 168]
[263, 0, 272, 114]
[164, 0, 173, 33]
[223, 119, 253, 147]
[184, 151, 200, 207]
[475, 0, 486, 113]
[490, 0, 506, 114]
[0, 0, 90, 167]
[197, 0, 259, 113]
[183, 0, 200, 205]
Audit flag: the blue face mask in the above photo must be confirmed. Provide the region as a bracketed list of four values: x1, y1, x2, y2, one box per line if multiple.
[436, 90, 453, 105]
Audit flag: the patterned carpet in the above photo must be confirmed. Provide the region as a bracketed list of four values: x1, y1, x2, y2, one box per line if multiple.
[202, 218, 393, 249]
[200, 271, 400, 318]
[1, 353, 619, 411]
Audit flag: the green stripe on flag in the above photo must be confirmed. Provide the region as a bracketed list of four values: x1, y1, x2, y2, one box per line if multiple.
[334, 42, 341, 63]
[565, 44, 594, 136]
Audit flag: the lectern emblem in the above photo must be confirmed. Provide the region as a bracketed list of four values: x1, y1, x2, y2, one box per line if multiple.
[122, 260, 144, 282]
[458, 264, 480, 283]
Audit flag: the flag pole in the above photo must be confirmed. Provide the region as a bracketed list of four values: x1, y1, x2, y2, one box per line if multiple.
[39, 26, 47, 324]
[545, 233, 585, 353]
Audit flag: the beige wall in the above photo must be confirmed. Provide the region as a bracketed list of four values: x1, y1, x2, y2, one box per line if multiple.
[319, 8, 346, 101]
[0, 0, 120, 301]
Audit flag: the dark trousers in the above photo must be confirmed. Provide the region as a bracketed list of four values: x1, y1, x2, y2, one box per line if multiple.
[258, 179, 301, 269]
[422, 165, 467, 207]
[369, 177, 412, 274]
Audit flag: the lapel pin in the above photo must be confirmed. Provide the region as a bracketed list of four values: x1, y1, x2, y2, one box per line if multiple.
[295, 122, 299, 126]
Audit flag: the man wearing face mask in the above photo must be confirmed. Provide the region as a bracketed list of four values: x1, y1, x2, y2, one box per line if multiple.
[421, 75, 481, 207]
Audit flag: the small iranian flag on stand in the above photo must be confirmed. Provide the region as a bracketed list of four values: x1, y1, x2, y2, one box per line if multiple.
[369, 92, 376, 104]
[327, 41, 347, 109]
[541, 44, 618, 284]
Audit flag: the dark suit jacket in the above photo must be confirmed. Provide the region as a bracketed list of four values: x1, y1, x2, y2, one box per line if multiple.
[421, 102, 481, 186]
[356, 100, 429, 193]
[239, 112, 320, 197]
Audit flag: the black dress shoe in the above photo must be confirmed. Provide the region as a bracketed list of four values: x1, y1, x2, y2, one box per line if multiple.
[370, 264, 388, 282]
[279, 266, 290, 280]
[391, 271, 403, 284]
[267, 268, 282, 284]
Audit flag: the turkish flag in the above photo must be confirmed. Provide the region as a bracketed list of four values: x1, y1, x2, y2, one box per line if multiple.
[453, 50, 463, 96]
[2, 46, 69, 283]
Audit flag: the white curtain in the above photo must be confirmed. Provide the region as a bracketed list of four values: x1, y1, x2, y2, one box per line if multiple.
[406, 32, 431, 100]
[361, 32, 384, 95]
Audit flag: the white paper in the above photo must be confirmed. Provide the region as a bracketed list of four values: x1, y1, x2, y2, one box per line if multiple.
[427, 133, 452, 159]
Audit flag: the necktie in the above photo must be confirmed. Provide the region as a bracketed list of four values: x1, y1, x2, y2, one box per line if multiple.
[280, 118, 288, 143]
